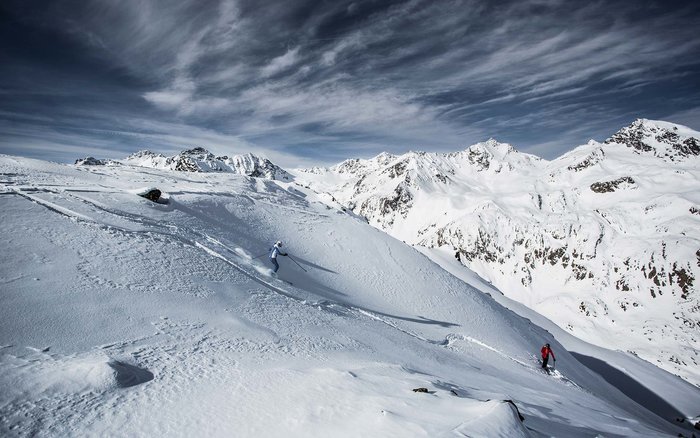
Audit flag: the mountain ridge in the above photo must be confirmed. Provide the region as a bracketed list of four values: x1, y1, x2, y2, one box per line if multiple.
[294, 118, 700, 385]
[78, 147, 291, 180]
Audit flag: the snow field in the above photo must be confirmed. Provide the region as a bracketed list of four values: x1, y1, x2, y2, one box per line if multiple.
[1, 155, 697, 436]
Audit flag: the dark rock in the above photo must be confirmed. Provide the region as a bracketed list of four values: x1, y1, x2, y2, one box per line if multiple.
[590, 176, 635, 193]
[140, 189, 162, 202]
[568, 149, 605, 172]
[503, 400, 525, 422]
[75, 157, 106, 166]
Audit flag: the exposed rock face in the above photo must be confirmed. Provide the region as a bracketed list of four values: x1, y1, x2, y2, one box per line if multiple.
[568, 148, 605, 172]
[590, 176, 636, 193]
[75, 157, 107, 166]
[122, 148, 290, 180]
[294, 119, 700, 385]
[605, 119, 700, 161]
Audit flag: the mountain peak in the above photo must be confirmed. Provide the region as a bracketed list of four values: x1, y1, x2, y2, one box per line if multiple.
[181, 146, 213, 156]
[605, 119, 700, 161]
[375, 152, 397, 164]
[467, 138, 515, 157]
[462, 139, 540, 172]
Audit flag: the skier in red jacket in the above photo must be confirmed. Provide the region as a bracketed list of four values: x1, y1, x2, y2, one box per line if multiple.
[541, 343, 556, 369]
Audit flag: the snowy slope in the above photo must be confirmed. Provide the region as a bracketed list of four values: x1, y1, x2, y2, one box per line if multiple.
[294, 119, 700, 386]
[2, 154, 699, 436]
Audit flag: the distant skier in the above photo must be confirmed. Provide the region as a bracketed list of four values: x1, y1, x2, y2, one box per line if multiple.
[541, 343, 556, 370]
[269, 240, 288, 273]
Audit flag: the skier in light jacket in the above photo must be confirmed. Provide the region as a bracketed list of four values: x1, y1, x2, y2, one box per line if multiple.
[269, 240, 288, 273]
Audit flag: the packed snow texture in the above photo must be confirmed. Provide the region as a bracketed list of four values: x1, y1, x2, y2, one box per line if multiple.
[294, 119, 700, 386]
[1, 154, 699, 437]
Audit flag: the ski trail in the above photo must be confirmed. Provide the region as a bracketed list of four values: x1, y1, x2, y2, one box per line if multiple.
[194, 241, 310, 303]
[353, 309, 431, 342]
[443, 334, 585, 391]
[446, 334, 585, 390]
[13, 190, 95, 222]
[203, 234, 251, 260]
[458, 335, 532, 369]
[65, 191, 174, 230]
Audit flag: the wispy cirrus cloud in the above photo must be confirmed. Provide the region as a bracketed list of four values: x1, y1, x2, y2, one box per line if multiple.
[1, 0, 699, 166]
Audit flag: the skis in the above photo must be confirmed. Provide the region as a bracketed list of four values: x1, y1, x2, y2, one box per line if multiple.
[537, 358, 554, 375]
[269, 272, 293, 286]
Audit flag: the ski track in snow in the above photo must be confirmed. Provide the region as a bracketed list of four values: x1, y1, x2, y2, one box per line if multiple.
[442, 334, 585, 391]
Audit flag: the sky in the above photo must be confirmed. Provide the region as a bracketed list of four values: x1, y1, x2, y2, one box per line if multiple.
[1, 0, 699, 168]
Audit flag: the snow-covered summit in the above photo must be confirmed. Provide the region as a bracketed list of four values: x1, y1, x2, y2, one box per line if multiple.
[459, 139, 542, 173]
[120, 147, 291, 180]
[605, 118, 700, 161]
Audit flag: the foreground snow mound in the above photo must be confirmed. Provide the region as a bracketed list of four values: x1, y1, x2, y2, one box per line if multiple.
[1, 154, 698, 437]
[294, 119, 700, 385]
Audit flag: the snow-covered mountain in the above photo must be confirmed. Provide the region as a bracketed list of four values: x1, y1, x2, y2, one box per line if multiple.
[294, 119, 700, 386]
[2, 153, 700, 436]
[112, 147, 291, 180]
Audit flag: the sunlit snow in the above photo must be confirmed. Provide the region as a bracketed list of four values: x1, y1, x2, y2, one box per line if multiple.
[1, 153, 699, 437]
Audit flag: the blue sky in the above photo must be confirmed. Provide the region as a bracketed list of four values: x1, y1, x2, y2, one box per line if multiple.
[1, 0, 699, 167]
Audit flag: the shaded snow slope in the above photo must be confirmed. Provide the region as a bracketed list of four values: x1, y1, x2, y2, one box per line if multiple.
[294, 119, 700, 386]
[1, 155, 698, 437]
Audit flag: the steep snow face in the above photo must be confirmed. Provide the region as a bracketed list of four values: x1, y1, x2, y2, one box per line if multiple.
[2, 154, 699, 436]
[294, 120, 700, 386]
[120, 147, 291, 180]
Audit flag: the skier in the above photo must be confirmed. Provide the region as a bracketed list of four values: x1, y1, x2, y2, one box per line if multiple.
[269, 240, 288, 273]
[541, 343, 556, 370]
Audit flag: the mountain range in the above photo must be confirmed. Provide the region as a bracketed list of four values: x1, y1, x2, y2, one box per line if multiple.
[77, 147, 291, 180]
[294, 119, 700, 385]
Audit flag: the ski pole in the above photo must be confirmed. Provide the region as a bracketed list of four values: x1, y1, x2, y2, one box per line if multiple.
[287, 255, 308, 272]
[252, 251, 269, 260]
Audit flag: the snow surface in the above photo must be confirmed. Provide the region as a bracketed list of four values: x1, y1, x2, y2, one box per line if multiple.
[1, 154, 699, 437]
